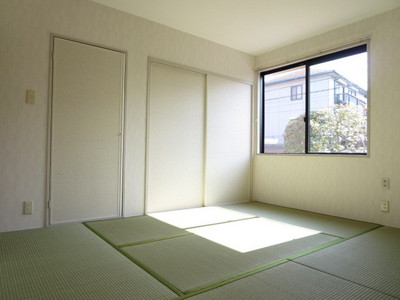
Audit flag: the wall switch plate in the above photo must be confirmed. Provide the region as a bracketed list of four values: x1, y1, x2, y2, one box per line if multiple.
[26, 89, 35, 104]
[381, 201, 389, 213]
[382, 177, 390, 190]
[23, 201, 33, 215]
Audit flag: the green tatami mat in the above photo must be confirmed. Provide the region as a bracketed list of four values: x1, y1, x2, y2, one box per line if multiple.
[294, 226, 400, 298]
[223, 202, 379, 238]
[0, 224, 178, 300]
[186, 261, 395, 300]
[85, 215, 188, 246]
[149, 206, 255, 229]
[124, 232, 338, 293]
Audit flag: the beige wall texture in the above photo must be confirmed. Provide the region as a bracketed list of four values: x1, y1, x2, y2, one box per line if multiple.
[0, 0, 254, 232]
[254, 8, 400, 228]
[2, 0, 400, 233]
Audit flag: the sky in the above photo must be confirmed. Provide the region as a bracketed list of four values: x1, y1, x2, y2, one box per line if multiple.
[313, 52, 368, 90]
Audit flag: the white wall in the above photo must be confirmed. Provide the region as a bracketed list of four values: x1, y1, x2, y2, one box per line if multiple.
[254, 8, 400, 228]
[0, 0, 254, 232]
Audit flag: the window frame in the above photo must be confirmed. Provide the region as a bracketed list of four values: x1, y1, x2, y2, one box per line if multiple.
[259, 44, 368, 155]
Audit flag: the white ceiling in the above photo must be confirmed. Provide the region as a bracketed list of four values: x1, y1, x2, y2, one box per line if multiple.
[89, 0, 400, 55]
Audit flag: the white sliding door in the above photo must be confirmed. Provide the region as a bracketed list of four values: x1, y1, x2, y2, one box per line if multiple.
[146, 63, 205, 212]
[205, 75, 252, 205]
[50, 37, 125, 224]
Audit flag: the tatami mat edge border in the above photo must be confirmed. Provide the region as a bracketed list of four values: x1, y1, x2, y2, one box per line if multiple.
[83, 222, 184, 297]
[176, 225, 384, 298]
[83, 221, 383, 299]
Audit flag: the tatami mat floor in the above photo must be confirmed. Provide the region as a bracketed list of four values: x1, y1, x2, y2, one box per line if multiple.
[1, 202, 399, 299]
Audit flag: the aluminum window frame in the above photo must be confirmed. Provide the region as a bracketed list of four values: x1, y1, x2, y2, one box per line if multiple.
[259, 44, 368, 155]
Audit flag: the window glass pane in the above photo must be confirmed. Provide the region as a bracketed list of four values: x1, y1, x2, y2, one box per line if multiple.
[264, 66, 305, 153]
[309, 52, 368, 153]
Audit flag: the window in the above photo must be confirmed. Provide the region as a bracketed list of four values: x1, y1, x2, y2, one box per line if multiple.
[291, 85, 303, 100]
[260, 44, 368, 155]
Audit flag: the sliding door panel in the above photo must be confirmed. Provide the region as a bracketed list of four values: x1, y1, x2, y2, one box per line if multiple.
[205, 75, 252, 205]
[147, 63, 205, 212]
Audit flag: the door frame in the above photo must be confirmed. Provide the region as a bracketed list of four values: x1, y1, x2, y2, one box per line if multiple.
[46, 34, 127, 226]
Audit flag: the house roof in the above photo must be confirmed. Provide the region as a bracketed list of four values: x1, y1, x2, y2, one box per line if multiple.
[265, 69, 367, 95]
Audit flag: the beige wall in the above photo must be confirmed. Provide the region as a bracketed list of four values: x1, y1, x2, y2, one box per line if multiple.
[0, 0, 254, 232]
[254, 8, 400, 228]
[2, 0, 399, 233]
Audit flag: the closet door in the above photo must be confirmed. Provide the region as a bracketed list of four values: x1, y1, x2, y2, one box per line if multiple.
[205, 75, 252, 205]
[146, 63, 205, 212]
[50, 37, 125, 224]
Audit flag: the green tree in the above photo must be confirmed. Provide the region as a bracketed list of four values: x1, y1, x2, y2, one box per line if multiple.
[283, 114, 306, 153]
[283, 104, 367, 153]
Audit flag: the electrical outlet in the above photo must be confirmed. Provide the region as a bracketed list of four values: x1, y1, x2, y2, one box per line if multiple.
[23, 201, 33, 215]
[382, 177, 390, 190]
[381, 201, 389, 213]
